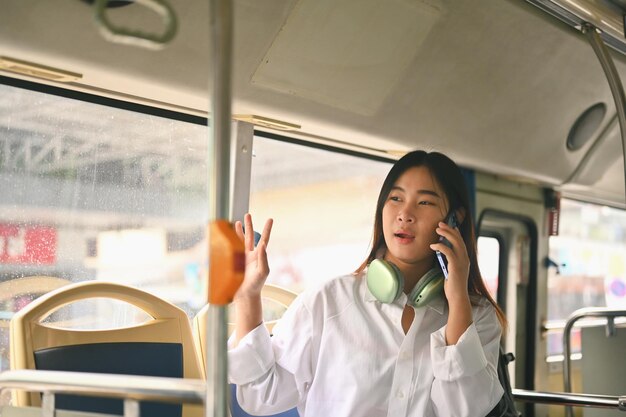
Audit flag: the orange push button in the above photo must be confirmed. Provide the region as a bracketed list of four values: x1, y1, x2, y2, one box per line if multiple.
[208, 220, 245, 305]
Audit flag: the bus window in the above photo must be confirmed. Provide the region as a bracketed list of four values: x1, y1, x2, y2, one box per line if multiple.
[546, 199, 626, 359]
[0, 81, 211, 371]
[477, 236, 500, 301]
[249, 134, 392, 293]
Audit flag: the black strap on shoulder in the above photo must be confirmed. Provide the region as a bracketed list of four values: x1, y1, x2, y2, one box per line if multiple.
[485, 346, 520, 417]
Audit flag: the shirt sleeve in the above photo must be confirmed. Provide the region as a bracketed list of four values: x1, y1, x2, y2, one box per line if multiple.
[227, 296, 315, 415]
[429, 300, 504, 417]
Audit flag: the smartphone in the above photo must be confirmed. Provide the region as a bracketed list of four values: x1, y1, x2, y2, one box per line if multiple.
[436, 211, 458, 279]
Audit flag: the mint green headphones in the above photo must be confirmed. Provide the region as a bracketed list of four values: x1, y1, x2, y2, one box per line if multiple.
[366, 259, 444, 308]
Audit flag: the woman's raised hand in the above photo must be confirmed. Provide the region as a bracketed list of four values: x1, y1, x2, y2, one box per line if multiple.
[233, 213, 273, 300]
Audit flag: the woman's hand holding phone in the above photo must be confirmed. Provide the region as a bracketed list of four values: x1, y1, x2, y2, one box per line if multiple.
[435, 212, 457, 279]
[431, 212, 473, 345]
[430, 212, 470, 305]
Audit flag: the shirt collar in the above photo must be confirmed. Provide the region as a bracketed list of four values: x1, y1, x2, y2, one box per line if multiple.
[361, 271, 378, 303]
[426, 295, 446, 315]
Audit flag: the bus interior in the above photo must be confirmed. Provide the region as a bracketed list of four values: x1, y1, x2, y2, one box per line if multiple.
[1, 0, 626, 416]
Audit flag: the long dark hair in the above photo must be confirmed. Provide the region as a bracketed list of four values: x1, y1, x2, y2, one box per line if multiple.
[356, 150, 506, 330]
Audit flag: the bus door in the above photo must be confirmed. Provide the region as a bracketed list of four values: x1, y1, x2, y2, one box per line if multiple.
[475, 173, 547, 417]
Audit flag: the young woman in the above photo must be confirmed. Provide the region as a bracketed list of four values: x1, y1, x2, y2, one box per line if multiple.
[228, 150, 507, 417]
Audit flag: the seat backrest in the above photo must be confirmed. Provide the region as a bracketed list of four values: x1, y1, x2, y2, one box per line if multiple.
[0, 276, 71, 303]
[0, 276, 71, 328]
[10, 281, 204, 417]
[192, 283, 298, 367]
[192, 284, 299, 417]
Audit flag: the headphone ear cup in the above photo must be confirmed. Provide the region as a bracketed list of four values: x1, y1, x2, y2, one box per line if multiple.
[408, 268, 444, 308]
[366, 259, 404, 303]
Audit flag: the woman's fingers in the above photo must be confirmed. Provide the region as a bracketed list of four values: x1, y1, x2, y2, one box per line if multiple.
[437, 223, 468, 260]
[235, 220, 245, 242]
[431, 240, 454, 261]
[243, 213, 255, 251]
[256, 241, 270, 276]
[432, 222, 469, 273]
[258, 218, 274, 249]
[236, 214, 273, 260]
[437, 222, 463, 249]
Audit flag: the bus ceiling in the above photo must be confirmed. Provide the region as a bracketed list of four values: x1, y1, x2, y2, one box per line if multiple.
[524, 0, 626, 207]
[1, 0, 626, 207]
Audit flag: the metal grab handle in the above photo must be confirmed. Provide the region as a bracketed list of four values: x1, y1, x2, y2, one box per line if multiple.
[563, 307, 626, 417]
[582, 24, 626, 204]
[513, 389, 626, 411]
[94, 0, 178, 50]
[0, 369, 205, 404]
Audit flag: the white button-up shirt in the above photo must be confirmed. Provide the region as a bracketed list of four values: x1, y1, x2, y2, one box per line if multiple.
[228, 274, 503, 417]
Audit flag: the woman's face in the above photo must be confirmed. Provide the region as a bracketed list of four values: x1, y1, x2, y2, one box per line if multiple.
[382, 166, 449, 270]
